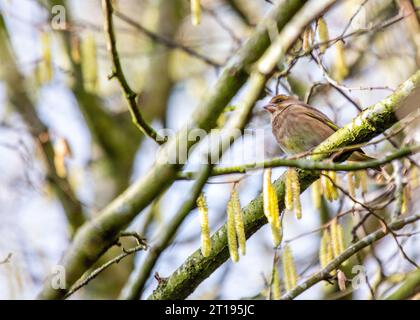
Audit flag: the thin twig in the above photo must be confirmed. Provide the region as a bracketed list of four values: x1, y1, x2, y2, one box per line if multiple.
[177, 144, 420, 179]
[0, 253, 12, 265]
[102, 0, 167, 144]
[65, 235, 148, 299]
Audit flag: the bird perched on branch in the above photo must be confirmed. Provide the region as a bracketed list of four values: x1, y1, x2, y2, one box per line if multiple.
[264, 94, 375, 163]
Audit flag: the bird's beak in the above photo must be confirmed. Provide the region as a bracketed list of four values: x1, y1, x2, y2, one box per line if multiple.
[263, 104, 277, 113]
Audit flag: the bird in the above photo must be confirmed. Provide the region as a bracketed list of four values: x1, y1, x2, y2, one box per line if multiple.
[264, 94, 375, 162]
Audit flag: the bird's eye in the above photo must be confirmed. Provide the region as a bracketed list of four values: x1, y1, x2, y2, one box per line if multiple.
[271, 95, 287, 104]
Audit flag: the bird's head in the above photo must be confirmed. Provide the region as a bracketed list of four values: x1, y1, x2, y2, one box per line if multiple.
[263, 94, 296, 113]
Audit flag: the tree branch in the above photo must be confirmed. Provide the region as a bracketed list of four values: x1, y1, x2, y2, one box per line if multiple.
[178, 144, 420, 179]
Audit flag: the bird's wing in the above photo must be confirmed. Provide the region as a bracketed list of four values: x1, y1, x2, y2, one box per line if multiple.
[294, 103, 339, 132]
[290, 102, 378, 166]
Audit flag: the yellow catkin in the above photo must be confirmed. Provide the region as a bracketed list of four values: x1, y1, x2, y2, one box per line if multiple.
[322, 171, 338, 201]
[358, 170, 368, 194]
[406, 184, 412, 202]
[319, 229, 333, 269]
[54, 156, 66, 178]
[329, 171, 339, 200]
[330, 219, 345, 259]
[271, 262, 281, 300]
[302, 26, 314, 52]
[40, 32, 53, 82]
[321, 171, 331, 201]
[336, 224, 346, 255]
[231, 189, 246, 256]
[285, 168, 294, 211]
[333, 40, 348, 81]
[410, 166, 419, 188]
[354, 170, 361, 189]
[263, 169, 274, 222]
[317, 17, 329, 54]
[197, 193, 211, 258]
[70, 35, 81, 63]
[227, 200, 239, 262]
[263, 169, 282, 247]
[294, 195, 302, 220]
[322, 171, 334, 201]
[311, 179, 323, 209]
[347, 172, 356, 198]
[289, 168, 302, 219]
[401, 186, 409, 215]
[270, 223, 283, 248]
[82, 33, 98, 92]
[191, 0, 201, 26]
[282, 245, 298, 292]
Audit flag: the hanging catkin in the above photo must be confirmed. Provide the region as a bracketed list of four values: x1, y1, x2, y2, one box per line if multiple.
[282, 245, 298, 292]
[319, 229, 333, 269]
[347, 172, 356, 198]
[271, 262, 281, 300]
[290, 169, 302, 219]
[302, 26, 314, 52]
[81, 33, 98, 92]
[411, 166, 419, 188]
[263, 169, 282, 246]
[311, 179, 323, 209]
[227, 199, 239, 262]
[197, 193, 211, 257]
[322, 171, 338, 201]
[231, 189, 246, 255]
[401, 186, 409, 214]
[333, 40, 348, 81]
[329, 171, 339, 200]
[358, 170, 368, 194]
[285, 168, 302, 219]
[330, 219, 345, 258]
[40, 32, 53, 83]
[285, 168, 294, 211]
[317, 17, 329, 54]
